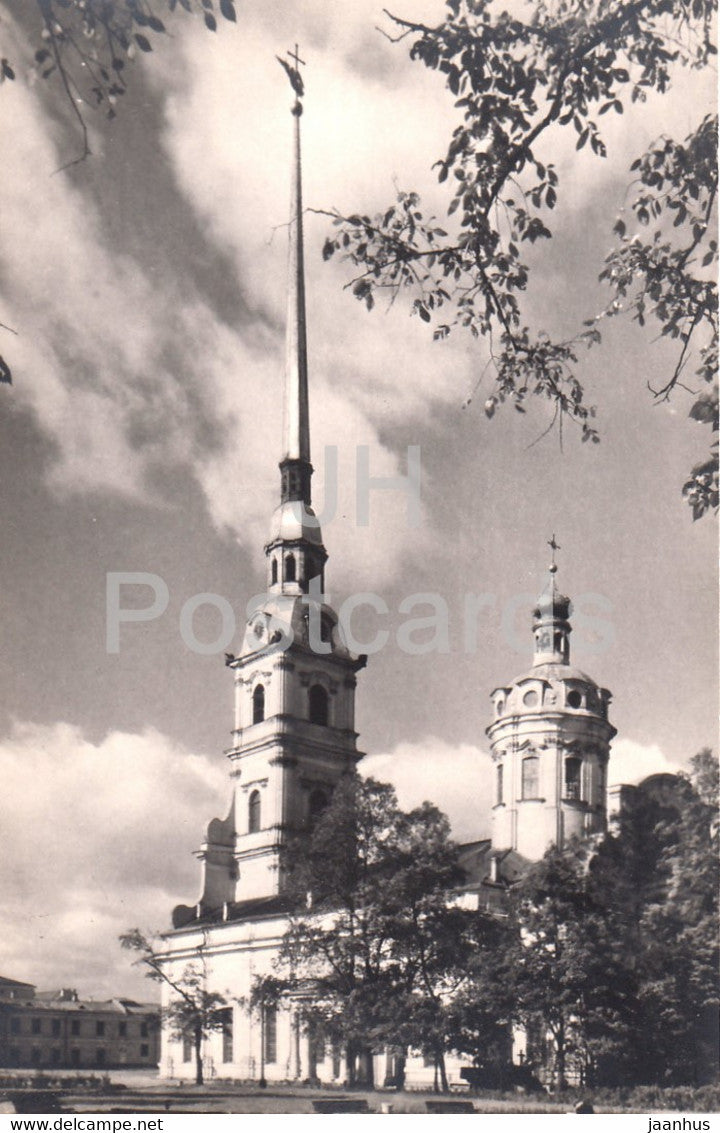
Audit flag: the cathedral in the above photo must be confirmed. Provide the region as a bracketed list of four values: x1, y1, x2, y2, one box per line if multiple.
[156, 74, 618, 1088]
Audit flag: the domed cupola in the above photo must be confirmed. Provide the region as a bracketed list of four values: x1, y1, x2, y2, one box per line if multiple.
[486, 540, 616, 862]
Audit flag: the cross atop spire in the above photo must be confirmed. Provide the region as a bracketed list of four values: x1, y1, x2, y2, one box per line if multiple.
[548, 533, 561, 574]
[277, 45, 306, 107]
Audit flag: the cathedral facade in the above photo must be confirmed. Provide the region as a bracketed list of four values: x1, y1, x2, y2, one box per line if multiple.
[156, 76, 616, 1088]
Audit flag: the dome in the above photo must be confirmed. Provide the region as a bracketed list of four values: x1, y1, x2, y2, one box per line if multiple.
[511, 662, 596, 686]
[268, 500, 324, 546]
[533, 587, 572, 622]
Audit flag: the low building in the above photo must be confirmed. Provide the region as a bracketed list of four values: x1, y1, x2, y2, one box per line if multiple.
[0, 986, 159, 1070]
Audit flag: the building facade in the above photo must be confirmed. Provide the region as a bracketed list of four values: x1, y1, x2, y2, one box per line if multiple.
[0, 986, 159, 1070]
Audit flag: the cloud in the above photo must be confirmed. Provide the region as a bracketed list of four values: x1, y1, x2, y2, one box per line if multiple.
[607, 737, 682, 787]
[0, 720, 227, 998]
[362, 737, 495, 844]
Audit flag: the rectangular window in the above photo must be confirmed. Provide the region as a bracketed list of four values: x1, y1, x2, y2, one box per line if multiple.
[140, 1022, 148, 1038]
[71, 1020, 81, 1036]
[51, 1048, 61, 1065]
[182, 1035, 193, 1063]
[10, 1018, 21, 1035]
[140, 1044, 149, 1058]
[264, 1005, 277, 1065]
[564, 757, 582, 801]
[52, 1019, 62, 1037]
[96, 1048, 106, 1066]
[70, 1049, 81, 1067]
[31, 1047, 41, 1065]
[496, 762, 503, 805]
[96, 1021, 105, 1037]
[220, 1008, 233, 1063]
[31, 1018, 42, 1035]
[521, 756, 539, 799]
[118, 1021, 127, 1038]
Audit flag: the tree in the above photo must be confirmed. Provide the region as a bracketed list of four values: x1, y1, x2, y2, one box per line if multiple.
[276, 774, 492, 1089]
[321, 0, 717, 517]
[120, 927, 230, 1085]
[508, 842, 639, 1088]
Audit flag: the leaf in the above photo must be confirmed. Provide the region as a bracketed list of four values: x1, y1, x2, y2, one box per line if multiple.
[147, 17, 165, 33]
[220, 0, 237, 20]
[1, 59, 15, 81]
[418, 302, 431, 323]
[204, 12, 218, 31]
[322, 239, 335, 262]
[0, 355, 11, 384]
[134, 34, 152, 52]
[576, 128, 589, 151]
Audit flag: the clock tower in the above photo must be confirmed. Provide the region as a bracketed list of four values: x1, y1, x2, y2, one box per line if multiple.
[180, 71, 366, 917]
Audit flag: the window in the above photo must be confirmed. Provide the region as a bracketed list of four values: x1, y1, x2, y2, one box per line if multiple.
[96, 1049, 106, 1066]
[271, 558, 278, 585]
[51, 1049, 61, 1065]
[285, 553, 296, 583]
[264, 1005, 277, 1065]
[248, 790, 261, 834]
[10, 1018, 20, 1035]
[31, 1048, 41, 1065]
[496, 763, 503, 805]
[523, 689, 539, 708]
[52, 1019, 62, 1037]
[252, 684, 265, 724]
[308, 788, 328, 826]
[140, 1044, 149, 1058]
[565, 757, 582, 801]
[96, 1021, 105, 1037]
[182, 1035, 193, 1063]
[140, 1022, 148, 1038]
[308, 684, 329, 726]
[567, 689, 583, 709]
[31, 1018, 41, 1035]
[70, 1049, 81, 1067]
[220, 1007, 233, 1063]
[118, 1021, 127, 1038]
[521, 756, 539, 799]
[71, 1020, 81, 1037]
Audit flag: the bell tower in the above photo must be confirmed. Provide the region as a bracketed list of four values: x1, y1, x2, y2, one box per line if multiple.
[486, 541, 616, 862]
[175, 57, 366, 924]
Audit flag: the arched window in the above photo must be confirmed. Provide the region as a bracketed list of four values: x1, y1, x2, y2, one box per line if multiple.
[285, 554, 296, 583]
[565, 757, 582, 801]
[521, 755, 539, 800]
[248, 790, 261, 833]
[496, 763, 504, 805]
[252, 684, 265, 724]
[271, 559, 278, 585]
[308, 788, 328, 826]
[308, 684, 329, 726]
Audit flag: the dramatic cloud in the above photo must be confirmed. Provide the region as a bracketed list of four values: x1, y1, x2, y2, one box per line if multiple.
[0, 721, 227, 997]
[363, 737, 495, 844]
[607, 737, 682, 787]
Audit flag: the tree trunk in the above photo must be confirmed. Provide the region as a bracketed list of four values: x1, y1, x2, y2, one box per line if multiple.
[194, 1024, 203, 1086]
[438, 1049, 450, 1094]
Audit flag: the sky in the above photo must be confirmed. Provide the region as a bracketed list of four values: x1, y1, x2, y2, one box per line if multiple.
[0, 0, 716, 1000]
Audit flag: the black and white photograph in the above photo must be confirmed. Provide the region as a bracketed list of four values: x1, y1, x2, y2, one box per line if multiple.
[0, 0, 717, 1120]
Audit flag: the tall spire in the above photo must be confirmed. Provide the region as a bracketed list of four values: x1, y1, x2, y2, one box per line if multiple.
[279, 46, 311, 506]
[532, 535, 572, 665]
[265, 51, 327, 597]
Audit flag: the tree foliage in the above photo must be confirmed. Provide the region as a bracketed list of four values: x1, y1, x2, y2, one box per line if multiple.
[321, 0, 717, 516]
[275, 774, 509, 1090]
[119, 927, 230, 1085]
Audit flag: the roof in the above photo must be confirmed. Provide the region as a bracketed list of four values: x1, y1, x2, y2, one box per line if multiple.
[171, 893, 296, 931]
[0, 976, 36, 989]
